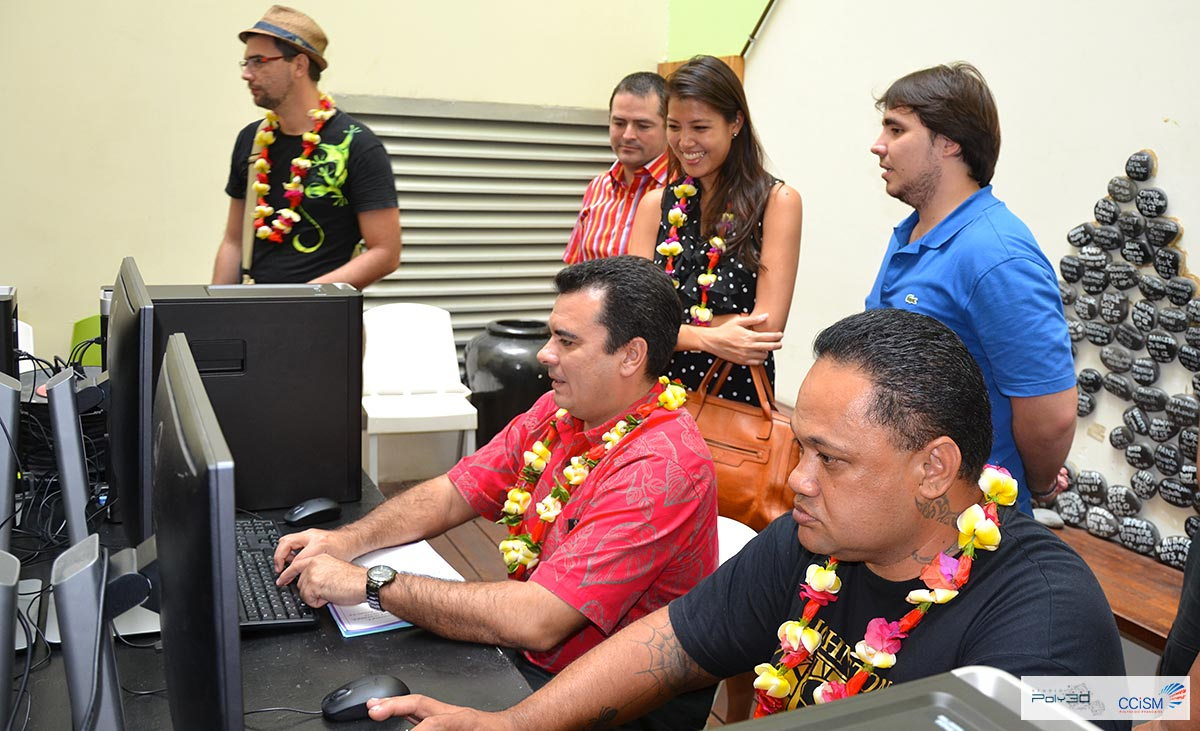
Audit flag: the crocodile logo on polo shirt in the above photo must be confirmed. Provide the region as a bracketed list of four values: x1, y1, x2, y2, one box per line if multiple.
[905, 294, 919, 305]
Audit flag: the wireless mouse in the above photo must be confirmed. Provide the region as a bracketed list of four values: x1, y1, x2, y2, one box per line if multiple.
[283, 496, 342, 527]
[321, 674, 410, 722]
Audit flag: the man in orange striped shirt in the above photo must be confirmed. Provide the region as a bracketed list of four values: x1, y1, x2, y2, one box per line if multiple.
[563, 73, 669, 263]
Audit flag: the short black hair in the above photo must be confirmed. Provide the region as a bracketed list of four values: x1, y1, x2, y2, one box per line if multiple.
[876, 62, 1000, 186]
[274, 38, 321, 82]
[554, 256, 680, 379]
[813, 309, 992, 480]
[610, 72, 667, 120]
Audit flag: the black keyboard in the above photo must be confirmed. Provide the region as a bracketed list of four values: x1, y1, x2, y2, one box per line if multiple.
[235, 518, 318, 630]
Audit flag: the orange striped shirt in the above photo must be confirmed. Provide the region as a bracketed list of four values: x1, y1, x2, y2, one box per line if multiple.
[563, 152, 669, 263]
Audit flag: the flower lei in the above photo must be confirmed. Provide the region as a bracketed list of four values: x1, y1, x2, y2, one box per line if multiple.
[250, 93, 336, 243]
[751, 465, 1018, 717]
[496, 377, 689, 580]
[654, 178, 733, 326]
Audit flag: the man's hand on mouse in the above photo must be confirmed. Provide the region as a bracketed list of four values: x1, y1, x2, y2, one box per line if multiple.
[287, 553, 368, 608]
[367, 694, 515, 730]
[273, 528, 356, 581]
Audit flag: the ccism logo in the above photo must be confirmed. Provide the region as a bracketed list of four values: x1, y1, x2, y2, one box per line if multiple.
[1162, 682, 1187, 710]
[1117, 683, 1187, 712]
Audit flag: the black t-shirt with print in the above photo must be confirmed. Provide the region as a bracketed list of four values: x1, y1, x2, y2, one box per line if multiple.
[226, 109, 397, 283]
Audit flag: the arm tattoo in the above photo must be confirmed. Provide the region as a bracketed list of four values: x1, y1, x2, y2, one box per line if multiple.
[629, 612, 705, 700]
[582, 708, 620, 731]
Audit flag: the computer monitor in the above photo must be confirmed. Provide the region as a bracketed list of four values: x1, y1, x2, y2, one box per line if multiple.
[0, 287, 16, 379]
[106, 257, 155, 545]
[147, 283, 362, 511]
[152, 332, 243, 731]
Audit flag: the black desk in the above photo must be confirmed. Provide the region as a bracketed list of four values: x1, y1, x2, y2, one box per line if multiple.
[22, 475, 531, 729]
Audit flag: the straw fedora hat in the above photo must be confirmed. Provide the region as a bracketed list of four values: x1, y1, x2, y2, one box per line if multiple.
[240, 5, 328, 70]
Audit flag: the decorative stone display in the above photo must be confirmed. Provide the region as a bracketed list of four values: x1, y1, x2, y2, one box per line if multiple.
[1130, 469, 1158, 500]
[1180, 345, 1200, 372]
[1137, 187, 1169, 218]
[1067, 318, 1084, 342]
[1074, 470, 1108, 504]
[1123, 405, 1151, 435]
[1187, 327, 1200, 348]
[1150, 417, 1179, 443]
[1139, 274, 1169, 301]
[1188, 516, 1200, 539]
[1102, 345, 1134, 373]
[1146, 330, 1179, 363]
[1157, 535, 1191, 570]
[1107, 262, 1139, 291]
[1154, 442, 1182, 475]
[1081, 268, 1110, 294]
[1055, 490, 1087, 527]
[1102, 372, 1133, 400]
[1180, 426, 1200, 462]
[1181, 462, 1198, 489]
[1108, 484, 1143, 517]
[1094, 198, 1120, 226]
[1168, 278, 1196, 306]
[1125, 441, 1155, 469]
[1059, 280, 1077, 306]
[1189, 299, 1200, 325]
[1160, 307, 1189, 333]
[1075, 294, 1099, 321]
[1077, 368, 1103, 393]
[1146, 217, 1182, 247]
[1155, 247, 1183, 280]
[1133, 386, 1168, 411]
[1131, 356, 1159, 385]
[1122, 237, 1154, 266]
[1100, 292, 1130, 324]
[1076, 391, 1096, 417]
[1125, 150, 1157, 181]
[1079, 245, 1111, 270]
[1167, 394, 1200, 427]
[1132, 300, 1158, 331]
[1084, 321, 1115, 346]
[1159, 477, 1194, 508]
[1108, 176, 1138, 203]
[1108, 425, 1134, 449]
[1117, 211, 1145, 239]
[1091, 225, 1123, 251]
[1086, 506, 1120, 538]
[1119, 517, 1160, 556]
[1067, 223, 1093, 247]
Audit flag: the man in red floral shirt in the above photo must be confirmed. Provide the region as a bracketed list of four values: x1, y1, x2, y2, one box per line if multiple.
[275, 256, 718, 730]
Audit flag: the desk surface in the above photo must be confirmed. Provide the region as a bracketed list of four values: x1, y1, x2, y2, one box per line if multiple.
[21, 476, 531, 730]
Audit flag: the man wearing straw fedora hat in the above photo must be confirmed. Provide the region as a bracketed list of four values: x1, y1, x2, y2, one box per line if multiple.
[212, 5, 400, 289]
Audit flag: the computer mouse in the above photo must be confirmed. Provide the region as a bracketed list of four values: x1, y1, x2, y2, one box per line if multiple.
[283, 497, 342, 527]
[321, 674, 410, 722]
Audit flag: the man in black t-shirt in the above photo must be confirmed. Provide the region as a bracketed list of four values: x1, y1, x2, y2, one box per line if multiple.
[363, 309, 1128, 731]
[212, 5, 399, 288]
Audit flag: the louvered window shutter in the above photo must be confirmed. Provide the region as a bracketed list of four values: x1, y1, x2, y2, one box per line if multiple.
[339, 95, 610, 357]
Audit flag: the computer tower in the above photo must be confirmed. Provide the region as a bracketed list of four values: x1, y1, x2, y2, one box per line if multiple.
[147, 284, 362, 511]
[0, 287, 16, 379]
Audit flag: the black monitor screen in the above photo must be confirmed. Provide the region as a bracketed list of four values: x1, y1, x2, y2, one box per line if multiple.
[0, 287, 16, 379]
[107, 258, 154, 545]
[152, 333, 243, 731]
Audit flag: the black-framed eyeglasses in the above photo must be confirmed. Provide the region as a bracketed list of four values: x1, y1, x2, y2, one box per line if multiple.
[238, 55, 286, 70]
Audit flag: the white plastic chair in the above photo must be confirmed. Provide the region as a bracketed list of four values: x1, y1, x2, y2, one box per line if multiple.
[16, 320, 33, 373]
[361, 303, 477, 483]
[717, 516, 757, 565]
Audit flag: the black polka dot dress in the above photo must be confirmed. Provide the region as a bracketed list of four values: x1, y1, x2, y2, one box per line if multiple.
[652, 180, 775, 407]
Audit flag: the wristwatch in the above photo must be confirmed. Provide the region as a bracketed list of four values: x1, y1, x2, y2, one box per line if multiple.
[365, 565, 398, 611]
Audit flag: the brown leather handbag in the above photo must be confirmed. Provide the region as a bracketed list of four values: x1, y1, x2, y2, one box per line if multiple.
[684, 359, 799, 531]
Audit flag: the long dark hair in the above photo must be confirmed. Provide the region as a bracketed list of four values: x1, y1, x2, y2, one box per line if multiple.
[667, 55, 774, 270]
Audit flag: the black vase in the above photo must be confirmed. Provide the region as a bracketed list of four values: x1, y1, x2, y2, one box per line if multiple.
[465, 320, 550, 446]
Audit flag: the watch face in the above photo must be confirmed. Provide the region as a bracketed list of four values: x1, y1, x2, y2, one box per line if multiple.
[368, 565, 396, 583]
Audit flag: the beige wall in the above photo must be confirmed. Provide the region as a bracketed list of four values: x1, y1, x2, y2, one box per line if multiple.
[2, 0, 668, 358]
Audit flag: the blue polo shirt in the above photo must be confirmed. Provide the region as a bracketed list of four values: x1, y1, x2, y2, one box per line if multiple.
[865, 186, 1075, 513]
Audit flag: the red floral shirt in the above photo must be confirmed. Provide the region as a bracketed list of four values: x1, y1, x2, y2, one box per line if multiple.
[449, 388, 717, 673]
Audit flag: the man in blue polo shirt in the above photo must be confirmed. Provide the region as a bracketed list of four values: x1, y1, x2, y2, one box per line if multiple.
[864, 62, 1076, 513]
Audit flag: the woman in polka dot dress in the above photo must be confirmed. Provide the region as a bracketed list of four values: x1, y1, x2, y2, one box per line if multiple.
[630, 55, 802, 406]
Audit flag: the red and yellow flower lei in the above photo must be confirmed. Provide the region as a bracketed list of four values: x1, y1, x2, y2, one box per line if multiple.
[250, 93, 336, 243]
[751, 465, 1018, 716]
[655, 178, 733, 326]
[496, 377, 689, 580]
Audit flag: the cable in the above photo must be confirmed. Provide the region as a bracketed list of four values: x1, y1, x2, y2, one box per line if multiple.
[6, 608, 33, 731]
[79, 547, 109, 731]
[243, 706, 322, 716]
